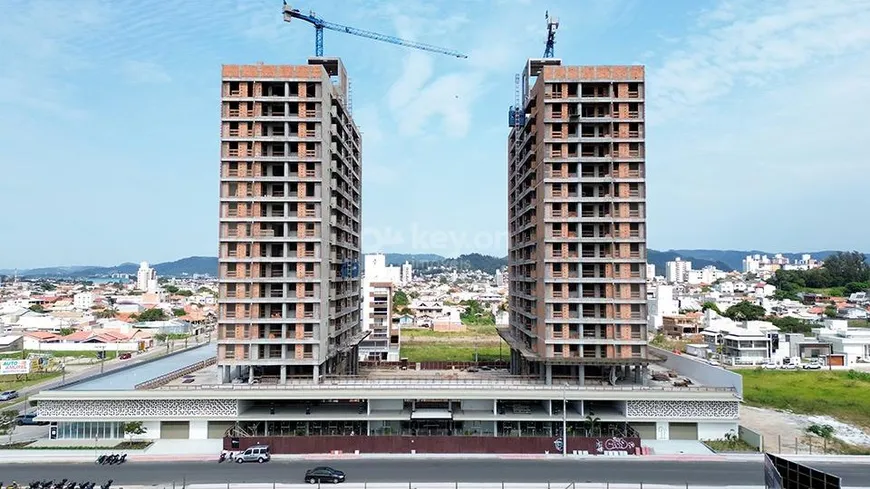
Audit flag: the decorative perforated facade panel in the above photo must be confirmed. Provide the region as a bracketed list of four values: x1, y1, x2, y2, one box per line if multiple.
[37, 399, 238, 418]
[625, 400, 738, 419]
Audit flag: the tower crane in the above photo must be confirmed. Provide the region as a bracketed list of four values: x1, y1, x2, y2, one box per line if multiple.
[282, 2, 467, 59]
[543, 11, 559, 58]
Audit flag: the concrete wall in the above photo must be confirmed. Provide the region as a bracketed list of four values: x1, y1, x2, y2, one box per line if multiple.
[138, 420, 162, 440]
[190, 420, 209, 439]
[738, 425, 763, 451]
[369, 399, 402, 410]
[461, 399, 493, 411]
[24, 341, 143, 352]
[650, 346, 744, 398]
[698, 422, 736, 441]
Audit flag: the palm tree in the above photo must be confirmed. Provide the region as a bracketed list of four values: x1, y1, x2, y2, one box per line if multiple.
[584, 412, 601, 437]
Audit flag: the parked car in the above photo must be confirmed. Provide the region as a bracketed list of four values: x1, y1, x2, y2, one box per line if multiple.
[761, 362, 778, 370]
[780, 363, 798, 370]
[305, 467, 346, 484]
[16, 413, 48, 426]
[119, 352, 132, 360]
[802, 362, 822, 370]
[0, 390, 19, 401]
[235, 444, 270, 463]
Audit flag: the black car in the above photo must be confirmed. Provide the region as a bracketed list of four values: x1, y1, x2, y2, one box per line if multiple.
[304, 467, 345, 484]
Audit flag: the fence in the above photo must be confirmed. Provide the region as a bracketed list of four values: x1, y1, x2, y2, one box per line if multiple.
[760, 434, 857, 455]
[110, 484, 774, 489]
[159, 377, 735, 392]
[224, 435, 642, 454]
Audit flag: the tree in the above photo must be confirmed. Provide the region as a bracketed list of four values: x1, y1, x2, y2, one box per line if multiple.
[701, 302, 721, 315]
[122, 421, 148, 443]
[153, 333, 168, 342]
[28, 304, 45, 313]
[0, 409, 18, 444]
[137, 308, 168, 322]
[392, 290, 410, 314]
[824, 305, 838, 318]
[163, 285, 179, 294]
[583, 412, 602, 437]
[96, 308, 116, 319]
[768, 316, 812, 335]
[172, 308, 186, 317]
[176, 290, 193, 297]
[724, 301, 766, 321]
[37, 281, 56, 291]
[459, 300, 495, 325]
[845, 282, 870, 294]
[59, 327, 75, 336]
[822, 251, 870, 285]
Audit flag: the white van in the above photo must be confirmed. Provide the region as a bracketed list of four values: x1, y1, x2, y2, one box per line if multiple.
[236, 444, 271, 463]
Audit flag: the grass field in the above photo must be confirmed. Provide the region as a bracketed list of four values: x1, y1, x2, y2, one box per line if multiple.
[0, 350, 118, 360]
[741, 369, 870, 428]
[399, 344, 506, 362]
[0, 371, 62, 391]
[401, 324, 498, 339]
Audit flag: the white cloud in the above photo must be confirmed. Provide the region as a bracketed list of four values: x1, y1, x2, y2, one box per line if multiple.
[121, 60, 171, 84]
[649, 0, 870, 124]
[649, 0, 870, 250]
[0, 0, 110, 117]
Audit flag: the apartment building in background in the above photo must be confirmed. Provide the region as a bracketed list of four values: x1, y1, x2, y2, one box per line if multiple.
[218, 58, 365, 383]
[665, 257, 691, 283]
[360, 254, 401, 361]
[501, 59, 651, 385]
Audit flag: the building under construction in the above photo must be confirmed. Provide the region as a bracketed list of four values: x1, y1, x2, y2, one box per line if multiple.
[501, 58, 652, 386]
[217, 58, 365, 383]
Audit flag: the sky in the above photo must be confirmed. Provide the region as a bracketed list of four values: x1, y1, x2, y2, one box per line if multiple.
[1, 0, 869, 269]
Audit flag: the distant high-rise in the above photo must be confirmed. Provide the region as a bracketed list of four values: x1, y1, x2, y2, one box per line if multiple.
[217, 58, 364, 383]
[136, 262, 157, 292]
[400, 261, 413, 286]
[502, 60, 649, 384]
[665, 258, 692, 283]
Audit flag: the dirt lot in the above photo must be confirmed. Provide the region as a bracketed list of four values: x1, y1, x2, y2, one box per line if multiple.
[741, 405, 870, 454]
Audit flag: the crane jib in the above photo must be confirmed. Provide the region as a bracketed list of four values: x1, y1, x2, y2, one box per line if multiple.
[282, 4, 467, 59]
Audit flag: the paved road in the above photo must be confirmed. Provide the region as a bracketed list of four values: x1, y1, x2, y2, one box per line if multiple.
[8, 424, 49, 443]
[4, 460, 870, 486]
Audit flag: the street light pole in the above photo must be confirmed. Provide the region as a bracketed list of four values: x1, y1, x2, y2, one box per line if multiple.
[562, 383, 568, 456]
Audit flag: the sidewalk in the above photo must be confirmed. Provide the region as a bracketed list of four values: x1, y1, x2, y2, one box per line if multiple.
[5, 450, 870, 464]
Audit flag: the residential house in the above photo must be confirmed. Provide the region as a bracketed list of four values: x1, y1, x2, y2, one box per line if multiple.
[815, 319, 870, 366]
[662, 313, 702, 337]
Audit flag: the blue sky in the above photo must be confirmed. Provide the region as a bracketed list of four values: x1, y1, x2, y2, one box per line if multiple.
[2, 0, 869, 269]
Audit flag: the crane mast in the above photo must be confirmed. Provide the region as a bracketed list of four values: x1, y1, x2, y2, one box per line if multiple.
[282, 3, 467, 58]
[544, 11, 559, 58]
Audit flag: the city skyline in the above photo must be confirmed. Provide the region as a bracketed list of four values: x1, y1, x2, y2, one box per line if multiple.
[3, 0, 870, 269]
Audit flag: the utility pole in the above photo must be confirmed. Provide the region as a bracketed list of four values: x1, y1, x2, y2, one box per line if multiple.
[562, 383, 568, 456]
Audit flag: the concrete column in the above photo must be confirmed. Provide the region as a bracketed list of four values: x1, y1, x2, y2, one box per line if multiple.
[577, 365, 585, 386]
[313, 364, 320, 382]
[655, 421, 669, 440]
[280, 365, 287, 384]
[248, 367, 255, 383]
[545, 363, 553, 385]
[641, 366, 649, 386]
